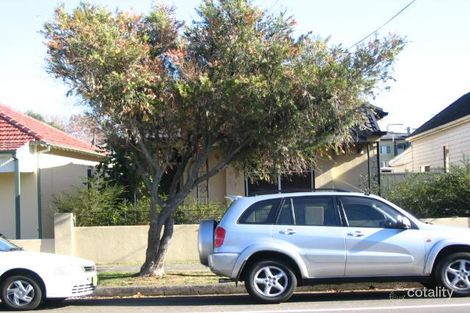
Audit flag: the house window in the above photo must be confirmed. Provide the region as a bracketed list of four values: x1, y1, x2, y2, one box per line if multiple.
[421, 165, 431, 173]
[280, 171, 314, 192]
[380, 146, 391, 154]
[246, 171, 314, 195]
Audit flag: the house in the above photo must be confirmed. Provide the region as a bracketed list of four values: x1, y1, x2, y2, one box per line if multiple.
[0, 104, 103, 239]
[190, 105, 388, 202]
[379, 131, 411, 170]
[390, 92, 470, 173]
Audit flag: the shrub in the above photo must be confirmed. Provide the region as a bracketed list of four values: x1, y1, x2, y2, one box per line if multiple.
[174, 201, 226, 224]
[384, 162, 470, 218]
[53, 178, 149, 226]
[53, 178, 226, 225]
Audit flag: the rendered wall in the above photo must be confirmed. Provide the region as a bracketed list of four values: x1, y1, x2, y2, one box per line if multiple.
[39, 150, 99, 238]
[0, 173, 16, 238]
[10, 239, 55, 253]
[0, 173, 38, 239]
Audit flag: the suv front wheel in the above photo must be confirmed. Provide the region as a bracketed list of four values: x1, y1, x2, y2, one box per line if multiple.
[245, 260, 297, 303]
[435, 252, 470, 296]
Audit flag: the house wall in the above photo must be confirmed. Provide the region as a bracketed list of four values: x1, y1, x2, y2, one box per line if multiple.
[389, 148, 413, 172]
[39, 149, 99, 238]
[392, 117, 470, 173]
[0, 173, 16, 238]
[10, 239, 55, 253]
[190, 146, 378, 202]
[330, 152, 373, 192]
[207, 153, 227, 203]
[190, 145, 377, 203]
[20, 173, 39, 239]
[225, 166, 245, 196]
[0, 172, 38, 239]
[0, 146, 39, 239]
[189, 154, 237, 204]
[0, 145, 100, 239]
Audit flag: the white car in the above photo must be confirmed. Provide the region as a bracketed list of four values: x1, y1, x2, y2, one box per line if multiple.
[0, 236, 97, 310]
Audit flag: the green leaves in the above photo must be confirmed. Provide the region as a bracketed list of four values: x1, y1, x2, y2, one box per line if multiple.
[44, 0, 404, 194]
[385, 162, 470, 218]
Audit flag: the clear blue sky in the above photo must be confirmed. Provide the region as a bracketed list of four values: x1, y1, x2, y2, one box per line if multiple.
[1, 0, 469, 132]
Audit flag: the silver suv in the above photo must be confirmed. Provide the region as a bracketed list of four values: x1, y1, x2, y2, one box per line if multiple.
[198, 192, 470, 303]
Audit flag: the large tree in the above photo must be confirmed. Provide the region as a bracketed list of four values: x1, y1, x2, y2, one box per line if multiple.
[44, 0, 404, 276]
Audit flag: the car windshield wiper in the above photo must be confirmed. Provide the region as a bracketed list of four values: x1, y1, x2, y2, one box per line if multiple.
[8, 247, 23, 251]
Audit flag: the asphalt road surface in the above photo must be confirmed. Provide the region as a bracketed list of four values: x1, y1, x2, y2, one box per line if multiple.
[13, 291, 470, 313]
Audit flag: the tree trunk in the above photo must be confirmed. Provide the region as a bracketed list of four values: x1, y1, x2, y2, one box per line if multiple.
[139, 216, 175, 277]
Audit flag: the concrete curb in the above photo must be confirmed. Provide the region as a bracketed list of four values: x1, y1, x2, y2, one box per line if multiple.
[94, 284, 245, 297]
[94, 282, 423, 298]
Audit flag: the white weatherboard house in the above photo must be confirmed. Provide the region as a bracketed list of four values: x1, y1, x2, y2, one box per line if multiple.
[0, 104, 103, 239]
[390, 92, 470, 173]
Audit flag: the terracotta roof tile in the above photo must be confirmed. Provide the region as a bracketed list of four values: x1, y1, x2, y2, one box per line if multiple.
[0, 104, 101, 155]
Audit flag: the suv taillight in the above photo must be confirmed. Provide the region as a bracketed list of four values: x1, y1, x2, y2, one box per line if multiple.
[214, 226, 226, 248]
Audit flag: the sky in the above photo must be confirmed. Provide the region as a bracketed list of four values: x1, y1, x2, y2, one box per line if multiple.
[1, 0, 469, 133]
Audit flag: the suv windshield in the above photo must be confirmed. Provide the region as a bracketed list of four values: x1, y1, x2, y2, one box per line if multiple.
[0, 237, 22, 251]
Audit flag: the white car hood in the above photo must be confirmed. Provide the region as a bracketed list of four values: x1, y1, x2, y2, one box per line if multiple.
[1, 250, 95, 268]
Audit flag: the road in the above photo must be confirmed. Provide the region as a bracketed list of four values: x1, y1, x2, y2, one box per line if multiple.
[19, 291, 470, 313]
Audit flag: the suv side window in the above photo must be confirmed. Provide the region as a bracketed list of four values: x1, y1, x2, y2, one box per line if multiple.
[277, 196, 339, 226]
[238, 199, 281, 224]
[340, 196, 403, 228]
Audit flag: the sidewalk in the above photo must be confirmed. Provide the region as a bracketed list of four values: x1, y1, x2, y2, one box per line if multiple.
[94, 263, 422, 298]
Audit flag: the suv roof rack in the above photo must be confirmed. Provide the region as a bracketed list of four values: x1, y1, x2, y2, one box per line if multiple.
[247, 188, 351, 196]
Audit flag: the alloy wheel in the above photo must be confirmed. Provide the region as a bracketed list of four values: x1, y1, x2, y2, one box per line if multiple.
[444, 259, 470, 291]
[6, 279, 35, 307]
[253, 265, 288, 297]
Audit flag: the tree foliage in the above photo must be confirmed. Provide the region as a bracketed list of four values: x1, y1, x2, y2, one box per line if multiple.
[24, 110, 66, 130]
[43, 0, 404, 276]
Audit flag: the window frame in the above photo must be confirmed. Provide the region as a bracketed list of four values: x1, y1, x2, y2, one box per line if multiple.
[237, 198, 282, 225]
[338, 196, 418, 229]
[275, 196, 343, 227]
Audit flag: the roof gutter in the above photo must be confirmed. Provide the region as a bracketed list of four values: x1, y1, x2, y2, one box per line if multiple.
[47, 143, 105, 158]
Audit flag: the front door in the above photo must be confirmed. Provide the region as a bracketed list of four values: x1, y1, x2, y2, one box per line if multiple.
[340, 196, 426, 277]
[272, 196, 346, 278]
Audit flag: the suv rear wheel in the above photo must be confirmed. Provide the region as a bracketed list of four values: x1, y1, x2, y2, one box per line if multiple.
[435, 252, 470, 296]
[245, 260, 297, 303]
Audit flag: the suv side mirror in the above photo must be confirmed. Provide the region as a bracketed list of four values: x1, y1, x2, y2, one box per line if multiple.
[395, 215, 412, 229]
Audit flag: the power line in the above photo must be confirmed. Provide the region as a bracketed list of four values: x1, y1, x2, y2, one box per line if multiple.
[350, 0, 417, 48]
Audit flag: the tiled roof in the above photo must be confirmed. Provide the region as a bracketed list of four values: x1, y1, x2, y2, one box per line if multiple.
[352, 104, 388, 142]
[0, 104, 101, 155]
[411, 92, 470, 137]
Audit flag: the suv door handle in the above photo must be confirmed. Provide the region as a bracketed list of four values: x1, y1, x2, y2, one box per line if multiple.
[347, 231, 364, 237]
[279, 229, 296, 235]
